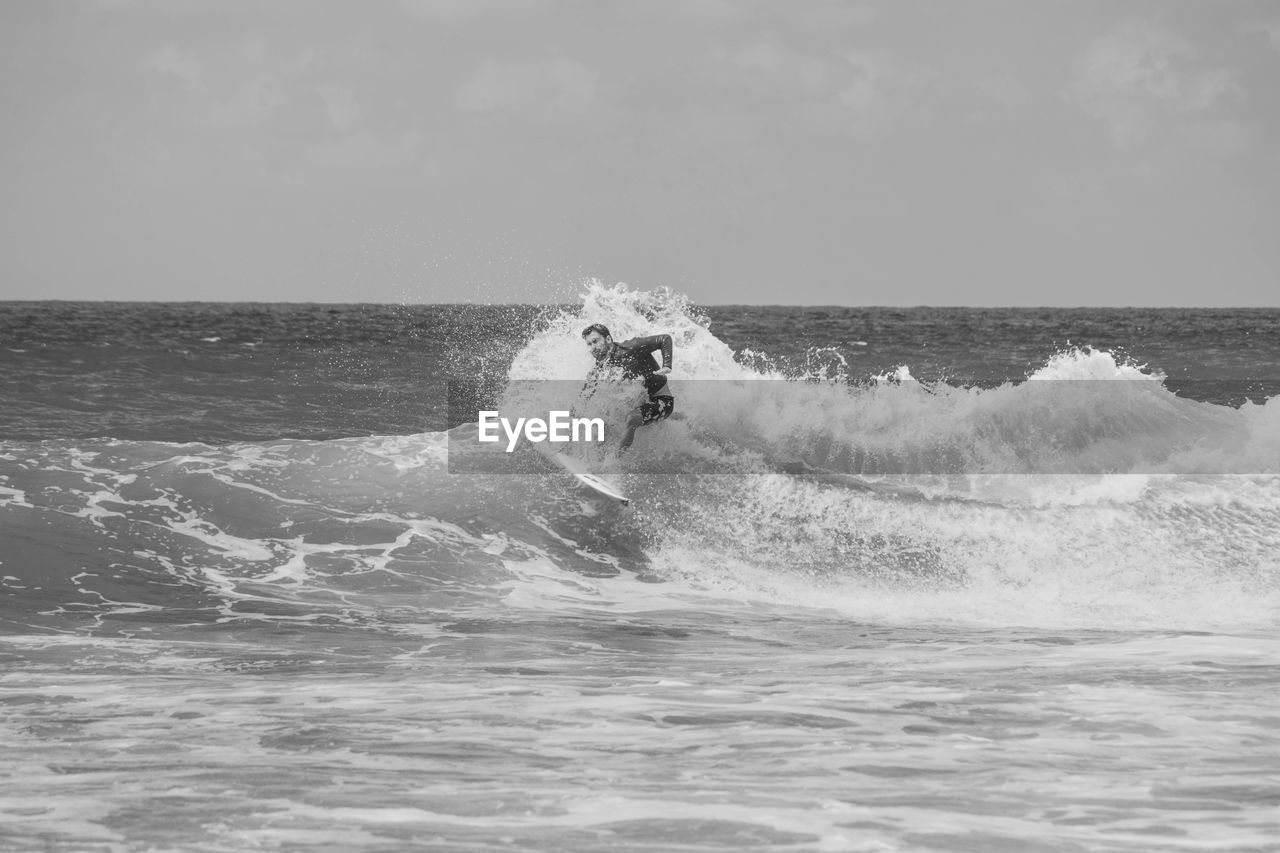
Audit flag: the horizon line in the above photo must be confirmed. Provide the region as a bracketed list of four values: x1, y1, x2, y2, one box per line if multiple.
[3, 299, 1278, 311]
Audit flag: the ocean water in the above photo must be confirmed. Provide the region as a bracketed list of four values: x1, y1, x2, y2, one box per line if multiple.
[2, 284, 1279, 852]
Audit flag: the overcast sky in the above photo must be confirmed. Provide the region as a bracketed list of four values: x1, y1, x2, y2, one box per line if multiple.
[2, 0, 1278, 306]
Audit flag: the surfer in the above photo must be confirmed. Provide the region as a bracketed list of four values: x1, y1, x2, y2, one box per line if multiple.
[580, 323, 674, 452]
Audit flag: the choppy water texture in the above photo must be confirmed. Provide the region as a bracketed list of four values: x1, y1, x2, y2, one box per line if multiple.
[2, 287, 1279, 852]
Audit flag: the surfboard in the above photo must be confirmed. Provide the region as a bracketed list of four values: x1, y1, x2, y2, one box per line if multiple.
[539, 447, 630, 506]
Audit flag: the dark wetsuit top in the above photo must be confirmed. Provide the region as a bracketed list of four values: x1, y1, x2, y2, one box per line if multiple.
[591, 335, 673, 399]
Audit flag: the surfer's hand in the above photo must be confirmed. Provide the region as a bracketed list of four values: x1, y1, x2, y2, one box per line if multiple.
[654, 367, 671, 376]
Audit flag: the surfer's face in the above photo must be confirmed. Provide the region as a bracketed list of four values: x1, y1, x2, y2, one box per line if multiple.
[584, 330, 612, 360]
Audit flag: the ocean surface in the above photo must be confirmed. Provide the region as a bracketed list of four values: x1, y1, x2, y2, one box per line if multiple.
[2, 284, 1279, 852]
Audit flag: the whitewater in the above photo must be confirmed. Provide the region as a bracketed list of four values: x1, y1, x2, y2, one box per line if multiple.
[1, 286, 1278, 852]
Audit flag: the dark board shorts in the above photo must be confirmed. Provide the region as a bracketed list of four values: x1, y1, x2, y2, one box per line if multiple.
[638, 395, 675, 424]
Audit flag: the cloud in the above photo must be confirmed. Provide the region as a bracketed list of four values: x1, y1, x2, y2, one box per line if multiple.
[794, 3, 877, 32]
[138, 30, 330, 130]
[456, 57, 597, 117]
[1178, 118, 1255, 157]
[704, 38, 902, 138]
[1073, 22, 1188, 103]
[88, 0, 201, 12]
[618, 0, 873, 31]
[708, 39, 829, 96]
[316, 84, 362, 133]
[400, 0, 547, 20]
[1070, 19, 1242, 150]
[144, 44, 203, 87]
[834, 49, 895, 136]
[1263, 20, 1280, 52]
[617, 0, 744, 24]
[132, 30, 391, 184]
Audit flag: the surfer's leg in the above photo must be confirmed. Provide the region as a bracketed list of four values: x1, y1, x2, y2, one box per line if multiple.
[639, 396, 674, 424]
[621, 396, 675, 453]
[619, 410, 644, 452]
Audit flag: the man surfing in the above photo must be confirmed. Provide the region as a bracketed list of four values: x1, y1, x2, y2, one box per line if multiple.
[580, 323, 674, 453]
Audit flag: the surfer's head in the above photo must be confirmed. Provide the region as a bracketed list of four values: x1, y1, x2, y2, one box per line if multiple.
[581, 324, 613, 360]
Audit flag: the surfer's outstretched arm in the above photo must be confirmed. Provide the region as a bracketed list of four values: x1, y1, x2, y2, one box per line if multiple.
[620, 334, 673, 371]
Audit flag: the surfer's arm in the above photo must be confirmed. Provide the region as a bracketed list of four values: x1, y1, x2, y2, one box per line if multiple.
[621, 335, 673, 372]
